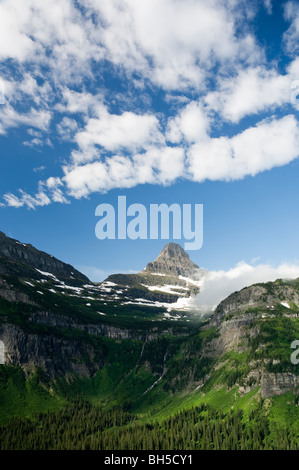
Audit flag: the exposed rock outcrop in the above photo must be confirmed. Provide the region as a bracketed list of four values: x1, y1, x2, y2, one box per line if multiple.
[0, 231, 89, 285]
[0, 323, 102, 378]
[145, 243, 205, 280]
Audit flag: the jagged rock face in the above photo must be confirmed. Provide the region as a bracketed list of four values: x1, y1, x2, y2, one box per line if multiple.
[0, 231, 89, 285]
[0, 323, 102, 378]
[145, 243, 205, 280]
[212, 281, 299, 326]
[204, 312, 299, 398]
[205, 313, 258, 356]
[104, 243, 206, 304]
[0, 278, 37, 305]
[0, 311, 189, 378]
[260, 371, 299, 398]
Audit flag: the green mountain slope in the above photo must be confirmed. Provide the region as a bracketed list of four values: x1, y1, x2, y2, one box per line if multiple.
[0, 232, 298, 449]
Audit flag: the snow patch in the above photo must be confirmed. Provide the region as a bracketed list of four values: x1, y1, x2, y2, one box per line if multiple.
[144, 284, 188, 295]
[24, 281, 35, 287]
[55, 284, 83, 294]
[36, 269, 60, 282]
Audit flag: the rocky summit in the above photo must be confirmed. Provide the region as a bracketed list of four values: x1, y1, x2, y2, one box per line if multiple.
[104, 242, 207, 307]
[144, 242, 206, 280]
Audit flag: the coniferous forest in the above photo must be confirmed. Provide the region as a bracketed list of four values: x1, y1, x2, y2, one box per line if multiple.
[0, 399, 298, 451]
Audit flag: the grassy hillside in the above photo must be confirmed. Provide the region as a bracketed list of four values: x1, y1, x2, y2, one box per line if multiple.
[0, 305, 298, 449]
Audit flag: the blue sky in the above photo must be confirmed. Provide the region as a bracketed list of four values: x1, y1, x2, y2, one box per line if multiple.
[1, 0, 299, 284]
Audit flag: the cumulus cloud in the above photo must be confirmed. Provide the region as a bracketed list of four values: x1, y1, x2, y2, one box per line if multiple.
[0, 0, 261, 91]
[1, 0, 299, 207]
[61, 113, 299, 198]
[8, 111, 299, 207]
[74, 108, 164, 154]
[85, 0, 261, 89]
[187, 115, 299, 182]
[63, 146, 185, 197]
[194, 260, 299, 312]
[166, 101, 210, 143]
[55, 89, 104, 116]
[205, 66, 291, 123]
[0, 0, 101, 80]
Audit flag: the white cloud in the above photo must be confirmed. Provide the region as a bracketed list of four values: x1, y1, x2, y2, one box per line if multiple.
[2, 193, 24, 208]
[0, 0, 35, 61]
[75, 108, 164, 154]
[2, 177, 69, 209]
[23, 137, 48, 148]
[187, 115, 299, 182]
[57, 117, 78, 141]
[0, 73, 53, 138]
[1, 0, 299, 208]
[33, 166, 46, 173]
[44, 178, 69, 204]
[0, 0, 261, 91]
[0, 0, 101, 80]
[3, 190, 51, 210]
[23, 128, 53, 148]
[17, 112, 299, 203]
[55, 88, 104, 115]
[194, 260, 299, 312]
[83, 0, 261, 89]
[63, 146, 185, 197]
[0, 104, 51, 135]
[288, 56, 299, 80]
[3, 111, 299, 205]
[166, 101, 210, 143]
[283, 1, 299, 55]
[205, 66, 291, 123]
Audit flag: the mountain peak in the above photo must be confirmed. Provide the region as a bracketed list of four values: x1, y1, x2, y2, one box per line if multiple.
[157, 243, 189, 261]
[144, 242, 205, 280]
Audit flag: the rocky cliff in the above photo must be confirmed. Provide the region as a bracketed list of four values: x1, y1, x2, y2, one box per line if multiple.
[0, 231, 89, 285]
[202, 279, 299, 398]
